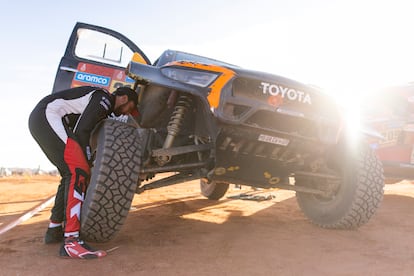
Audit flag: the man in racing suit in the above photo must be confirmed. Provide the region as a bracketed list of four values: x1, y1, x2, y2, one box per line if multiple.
[28, 85, 138, 259]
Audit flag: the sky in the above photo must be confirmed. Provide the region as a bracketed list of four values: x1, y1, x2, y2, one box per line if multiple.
[1, 0, 414, 170]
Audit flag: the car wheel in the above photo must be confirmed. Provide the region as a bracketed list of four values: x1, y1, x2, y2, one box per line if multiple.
[296, 142, 384, 229]
[200, 179, 229, 200]
[80, 119, 143, 242]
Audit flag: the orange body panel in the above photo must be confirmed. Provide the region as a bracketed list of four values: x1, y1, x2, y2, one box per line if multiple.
[167, 61, 236, 108]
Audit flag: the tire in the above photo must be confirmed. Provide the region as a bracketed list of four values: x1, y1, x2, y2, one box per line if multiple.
[200, 179, 229, 200]
[80, 119, 142, 242]
[296, 143, 384, 229]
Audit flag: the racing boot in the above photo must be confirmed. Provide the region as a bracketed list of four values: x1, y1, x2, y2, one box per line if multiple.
[60, 236, 106, 259]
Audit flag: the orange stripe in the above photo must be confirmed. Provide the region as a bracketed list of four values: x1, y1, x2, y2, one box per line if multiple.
[132, 52, 150, 65]
[167, 61, 236, 108]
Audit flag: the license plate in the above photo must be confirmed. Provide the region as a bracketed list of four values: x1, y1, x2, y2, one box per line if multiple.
[258, 134, 290, 146]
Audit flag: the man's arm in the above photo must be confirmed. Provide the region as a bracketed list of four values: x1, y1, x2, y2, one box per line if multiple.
[73, 89, 112, 157]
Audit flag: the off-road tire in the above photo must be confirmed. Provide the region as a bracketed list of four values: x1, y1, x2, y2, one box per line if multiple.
[296, 143, 384, 229]
[200, 180, 229, 200]
[81, 119, 142, 242]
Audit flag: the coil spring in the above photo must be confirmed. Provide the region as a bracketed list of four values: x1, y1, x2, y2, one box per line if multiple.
[163, 94, 192, 150]
[167, 95, 192, 136]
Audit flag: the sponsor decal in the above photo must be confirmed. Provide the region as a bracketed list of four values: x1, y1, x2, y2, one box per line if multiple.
[258, 134, 290, 146]
[126, 76, 135, 83]
[71, 63, 134, 92]
[261, 82, 312, 105]
[267, 95, 284, 107]
[74, 72, 111, 86]
[116, 71, 124, 80]
[110, 81, 133, 91]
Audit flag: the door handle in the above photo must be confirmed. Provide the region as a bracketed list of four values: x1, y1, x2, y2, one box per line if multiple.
[60, 66, 78, 73]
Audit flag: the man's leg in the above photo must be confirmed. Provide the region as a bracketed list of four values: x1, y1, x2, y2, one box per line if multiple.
[50, 177, 66, 223]
[29, 109, 106, 258]
[29, 109, 67, 243]
[62, 137, 89, 237]
[44, 174, 67, 244]
[60, 137, 106, 259]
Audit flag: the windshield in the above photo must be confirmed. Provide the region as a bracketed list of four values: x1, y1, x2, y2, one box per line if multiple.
[155, 50, 238, 68]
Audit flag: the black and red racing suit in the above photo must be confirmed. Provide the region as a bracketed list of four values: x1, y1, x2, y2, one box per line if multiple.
[28, 86, 115, 236]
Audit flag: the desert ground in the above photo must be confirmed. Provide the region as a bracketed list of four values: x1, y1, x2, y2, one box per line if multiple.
[1, 175, 414, 276]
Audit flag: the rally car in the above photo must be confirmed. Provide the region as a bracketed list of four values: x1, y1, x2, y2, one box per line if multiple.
[52, 22, 384, 242]
[362, 83, 414, 183]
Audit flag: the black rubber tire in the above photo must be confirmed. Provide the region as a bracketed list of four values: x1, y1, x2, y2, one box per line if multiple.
[200, 179, 229, 200]
[296, 143, 384, 229]
[80, 119, 142, 242]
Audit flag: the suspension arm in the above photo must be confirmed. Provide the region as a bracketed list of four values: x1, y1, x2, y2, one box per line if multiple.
[152, 143, 212, 159]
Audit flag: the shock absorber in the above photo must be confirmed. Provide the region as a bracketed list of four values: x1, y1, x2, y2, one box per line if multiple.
[157, 94, 192, 165]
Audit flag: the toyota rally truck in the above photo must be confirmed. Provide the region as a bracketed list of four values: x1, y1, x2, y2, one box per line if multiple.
[52, 22, 384, 242]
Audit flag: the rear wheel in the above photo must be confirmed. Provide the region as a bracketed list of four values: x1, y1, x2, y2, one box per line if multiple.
[200, 179, 229, 200]
[296, 143, 384, 229]
[80, 119, 143, 242]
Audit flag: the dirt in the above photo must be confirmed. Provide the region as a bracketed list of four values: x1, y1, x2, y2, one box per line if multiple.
[1, 175, 414, 275]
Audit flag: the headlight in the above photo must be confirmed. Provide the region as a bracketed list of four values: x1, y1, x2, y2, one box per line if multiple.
[161, 67, 219, 87]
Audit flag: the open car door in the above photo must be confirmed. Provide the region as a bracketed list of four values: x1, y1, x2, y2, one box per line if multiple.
[52, 22, 150, 93]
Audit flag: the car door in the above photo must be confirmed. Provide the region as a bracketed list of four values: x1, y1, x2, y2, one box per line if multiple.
[52, 22, 150, 93]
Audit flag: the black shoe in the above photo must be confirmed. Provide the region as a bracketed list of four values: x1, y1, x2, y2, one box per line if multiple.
[44, 226, 64, 244]
[60, 236, 106, 259]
